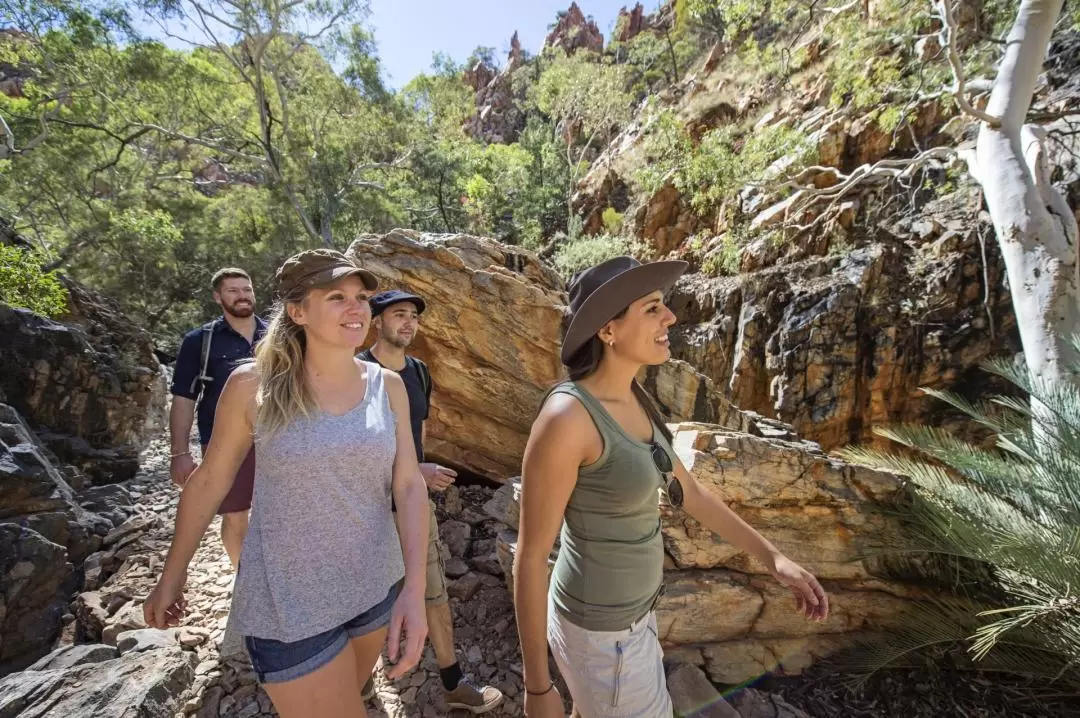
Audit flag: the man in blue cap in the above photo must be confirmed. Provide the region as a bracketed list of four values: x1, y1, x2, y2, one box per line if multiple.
[359, 289, 504, 714]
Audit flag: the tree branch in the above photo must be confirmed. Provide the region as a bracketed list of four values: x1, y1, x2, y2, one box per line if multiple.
[90, 127, 152, 176]
[1022, 123, 1079, 246]
[125, 122, 265, 163]
[761, 146, 958, 233]
[935, 0, 1002, 127]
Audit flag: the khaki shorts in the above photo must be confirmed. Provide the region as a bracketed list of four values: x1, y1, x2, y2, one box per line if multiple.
[396, 499, 449, 605]
[547, 599, 673, 718]
[424, 499, 448, 604]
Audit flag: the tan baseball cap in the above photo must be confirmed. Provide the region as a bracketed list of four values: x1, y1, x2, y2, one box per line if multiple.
[275, 248, 379, 297]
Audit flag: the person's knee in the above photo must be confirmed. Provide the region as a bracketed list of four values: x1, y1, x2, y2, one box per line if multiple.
[222, 510, 250, 532]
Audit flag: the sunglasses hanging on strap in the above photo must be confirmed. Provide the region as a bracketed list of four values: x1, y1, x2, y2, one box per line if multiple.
[650, 441, 683, 507]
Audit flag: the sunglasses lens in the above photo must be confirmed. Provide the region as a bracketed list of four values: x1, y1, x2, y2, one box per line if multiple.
[651, 443, 672, 473]
[668, 477, 683, 507]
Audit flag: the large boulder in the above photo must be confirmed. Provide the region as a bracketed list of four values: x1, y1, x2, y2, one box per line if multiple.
[0, 278, 167, 484]
[0, 643, 196, 718]
[1, 403, 113, 673]
[0, 525, 72, 673]
[347, 230, 566, 479]
[490, 421, 926, 684]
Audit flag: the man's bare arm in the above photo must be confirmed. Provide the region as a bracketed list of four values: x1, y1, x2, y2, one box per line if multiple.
[170, 397, 197, 455]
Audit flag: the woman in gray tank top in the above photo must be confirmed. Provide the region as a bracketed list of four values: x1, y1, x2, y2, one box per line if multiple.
[515, 256, 831, 718]
[143, 249, 431, 718]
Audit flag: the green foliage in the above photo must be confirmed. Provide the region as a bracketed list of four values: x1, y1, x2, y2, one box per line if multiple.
[533, 50, 633, 154]
[601, 207, 624, 235]
[2, 0, 1070, 350]
[840, 345, 1080, 688]
[0, 244, 68, 317]
[551, 234, 631, 279]
[636, 106, 814, 215]
[687, 123, 813, 213]
[610, 25, 697, 96]
[634, 105, 692, 196]
[701, 234, 740, 277]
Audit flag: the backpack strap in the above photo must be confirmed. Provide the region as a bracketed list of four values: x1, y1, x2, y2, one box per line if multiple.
[188, 320, 216, 402]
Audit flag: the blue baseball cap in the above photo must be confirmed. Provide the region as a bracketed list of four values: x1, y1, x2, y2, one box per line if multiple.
[370, 289, 426, 317]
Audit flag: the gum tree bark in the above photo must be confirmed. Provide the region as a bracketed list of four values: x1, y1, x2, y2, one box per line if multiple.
[966, 0, 1080, 386]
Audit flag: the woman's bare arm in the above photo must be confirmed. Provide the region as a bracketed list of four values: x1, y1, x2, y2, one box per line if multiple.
[159, 366, 257, 587]
[383, 369, 430, 675]
[515, 394, 592, 694]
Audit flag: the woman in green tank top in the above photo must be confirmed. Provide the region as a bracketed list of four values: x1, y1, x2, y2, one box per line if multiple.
[514, 256, 829, 718]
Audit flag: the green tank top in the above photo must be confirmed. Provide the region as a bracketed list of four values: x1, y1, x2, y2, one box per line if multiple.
[547, 381, 675, 632]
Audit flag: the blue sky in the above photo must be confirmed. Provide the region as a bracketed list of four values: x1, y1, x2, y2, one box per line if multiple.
[133, 1, 647, 89]
[367, 0, 641, 87]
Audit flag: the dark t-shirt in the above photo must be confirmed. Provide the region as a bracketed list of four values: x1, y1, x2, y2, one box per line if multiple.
[170, 316, 267, 445]
[358, 349, 429, 462]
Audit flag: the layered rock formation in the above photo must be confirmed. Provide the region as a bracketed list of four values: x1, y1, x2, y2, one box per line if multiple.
[489, 421, 924, 684]
[464, 32, 527, 144]
[0, 280, 167, 483]
[1, 283, 166, 674]
[346, 230, 566, 478]
[0, 403, 116, 673]
[668, 188, 1019, 450]
[544, 2, 604, 55]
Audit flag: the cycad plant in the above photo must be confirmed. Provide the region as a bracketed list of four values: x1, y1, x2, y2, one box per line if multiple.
[840, 341, 1080, 688]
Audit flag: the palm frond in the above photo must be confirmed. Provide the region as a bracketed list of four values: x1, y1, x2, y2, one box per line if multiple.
[839, 344, 1080, 689]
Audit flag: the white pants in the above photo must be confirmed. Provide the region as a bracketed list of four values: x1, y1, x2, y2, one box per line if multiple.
[547, 600, 674, 718]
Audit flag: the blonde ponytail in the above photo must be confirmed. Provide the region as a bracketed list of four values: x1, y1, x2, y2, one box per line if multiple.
[252, 298, 316, 438]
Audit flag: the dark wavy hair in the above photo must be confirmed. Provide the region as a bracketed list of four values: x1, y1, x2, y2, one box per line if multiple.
[554, 305, 673, 444]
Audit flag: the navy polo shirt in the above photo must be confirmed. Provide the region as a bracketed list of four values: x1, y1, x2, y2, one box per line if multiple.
[170, 316, 267, 446]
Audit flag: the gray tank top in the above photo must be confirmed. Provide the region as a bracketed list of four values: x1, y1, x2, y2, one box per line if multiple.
[228, 361, 405, 642]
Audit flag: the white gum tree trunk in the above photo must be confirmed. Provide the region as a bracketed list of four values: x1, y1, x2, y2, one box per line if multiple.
[970, 0, 1080, 386]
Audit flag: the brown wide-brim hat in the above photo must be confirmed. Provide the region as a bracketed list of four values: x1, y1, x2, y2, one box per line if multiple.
[561, 255, 688, 364]
[276, 248, 379, 297]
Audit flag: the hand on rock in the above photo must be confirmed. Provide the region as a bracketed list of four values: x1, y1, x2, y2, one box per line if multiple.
[769, 554, 829, 622]
[144, 572, 188, 629]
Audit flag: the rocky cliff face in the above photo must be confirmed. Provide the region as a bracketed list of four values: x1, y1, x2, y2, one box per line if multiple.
[1, 401, 130, 674]
[544, 2, 604, 55]
[564, 13, 1045, 450]
[0, 280, 167, 483]
[1, 281, 167, 674]
[464, 32, 527, 144]
[667, 187, 1019, 450]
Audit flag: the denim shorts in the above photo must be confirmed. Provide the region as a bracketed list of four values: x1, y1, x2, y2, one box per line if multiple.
[244, 579, 402, 684]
